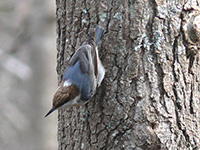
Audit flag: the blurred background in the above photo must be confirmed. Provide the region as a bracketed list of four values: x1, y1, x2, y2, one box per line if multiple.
[0, 0, 57, 149]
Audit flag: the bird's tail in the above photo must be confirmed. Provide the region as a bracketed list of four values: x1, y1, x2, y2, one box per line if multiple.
[94, 25, 104, 46]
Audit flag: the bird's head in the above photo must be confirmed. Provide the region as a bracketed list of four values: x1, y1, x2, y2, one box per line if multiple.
[45, 80, 80, 117]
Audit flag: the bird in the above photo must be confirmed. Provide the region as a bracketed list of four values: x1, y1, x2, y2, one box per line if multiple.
[45, 25, 105, 117]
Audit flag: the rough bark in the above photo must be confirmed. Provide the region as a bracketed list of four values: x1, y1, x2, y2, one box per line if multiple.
[56, 0, 200, 149]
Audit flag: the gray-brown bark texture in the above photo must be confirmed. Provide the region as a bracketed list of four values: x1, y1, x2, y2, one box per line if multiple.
[55, 0, 200, 149]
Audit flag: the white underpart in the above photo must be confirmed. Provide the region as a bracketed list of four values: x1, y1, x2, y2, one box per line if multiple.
[97, 62, 105, 86]
[64, 80, 72, 86]
[96, 47, 105, 87]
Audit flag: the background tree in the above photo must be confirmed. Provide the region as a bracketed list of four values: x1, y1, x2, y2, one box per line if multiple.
[56, 0, 200, 149]
[0, 0, 57, 149]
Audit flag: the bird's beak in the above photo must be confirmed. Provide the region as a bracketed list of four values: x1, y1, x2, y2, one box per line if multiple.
[45, 107, 56, 117]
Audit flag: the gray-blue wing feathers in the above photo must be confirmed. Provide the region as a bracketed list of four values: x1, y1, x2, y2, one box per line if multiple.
[62, 45, 93, 101]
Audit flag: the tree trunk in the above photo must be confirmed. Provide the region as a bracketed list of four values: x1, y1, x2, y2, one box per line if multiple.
[55, 0, 200, 149]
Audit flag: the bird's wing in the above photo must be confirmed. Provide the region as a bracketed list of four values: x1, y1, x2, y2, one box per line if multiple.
[63, 45, 94, 100]
[67, 46, 89, 73]
[63, 46, 89, 84]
